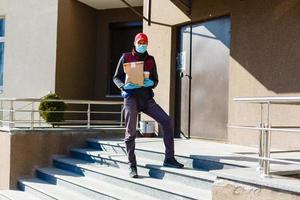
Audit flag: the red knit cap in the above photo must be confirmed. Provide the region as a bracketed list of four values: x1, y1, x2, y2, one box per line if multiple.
[134, 33, 148, 44]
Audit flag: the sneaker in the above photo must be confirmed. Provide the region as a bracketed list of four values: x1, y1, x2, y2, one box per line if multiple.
[163, 157, 184, 168]
[129, 166, 138, 178]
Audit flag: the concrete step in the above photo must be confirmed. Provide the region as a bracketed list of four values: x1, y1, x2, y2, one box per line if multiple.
[36, 167, 158, 200]
[0, 196, 7, 200]
[87, 138, 243, 171]
[0, 190, 41, 200]
[53, 157, 212, 200]
[18, 178, 93, 200]
[0, 195, 7, 200]
[70, 147, 216, 190]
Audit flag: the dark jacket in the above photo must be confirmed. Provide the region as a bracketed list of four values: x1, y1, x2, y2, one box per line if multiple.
[113, 49, 159, 109]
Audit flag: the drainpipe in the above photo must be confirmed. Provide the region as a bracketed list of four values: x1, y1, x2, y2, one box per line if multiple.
[188, 24, 192, 139]
[147, 0, 152, 26]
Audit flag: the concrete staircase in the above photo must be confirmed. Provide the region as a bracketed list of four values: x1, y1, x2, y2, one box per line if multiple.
[1, 137, 244, 200]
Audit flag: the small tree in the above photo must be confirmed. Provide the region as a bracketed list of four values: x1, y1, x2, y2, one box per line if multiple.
[39, 93, 67, 128]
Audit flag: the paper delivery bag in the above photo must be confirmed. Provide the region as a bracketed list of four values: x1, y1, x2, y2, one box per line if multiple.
[123, 61, 144, 86]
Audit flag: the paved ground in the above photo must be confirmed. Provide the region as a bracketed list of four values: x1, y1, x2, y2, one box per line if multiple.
[106, 137, 300, 193]
[99, 137, 300, 171]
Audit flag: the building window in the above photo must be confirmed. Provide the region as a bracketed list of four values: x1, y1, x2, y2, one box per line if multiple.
[0, 17, 5, 91]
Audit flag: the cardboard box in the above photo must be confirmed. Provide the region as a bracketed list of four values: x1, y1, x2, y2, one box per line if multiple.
[123, 61, 144, 86]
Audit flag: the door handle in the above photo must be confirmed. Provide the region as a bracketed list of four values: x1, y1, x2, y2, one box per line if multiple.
[180, 72, 184, 78]
[185, 74, 192, 79]
[179, 72, 192, 79]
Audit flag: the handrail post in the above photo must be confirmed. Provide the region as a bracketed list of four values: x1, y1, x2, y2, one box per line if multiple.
[9, 100, 15, 129]
[39, 114, 41, 127]
[120, 104, 124, 126]
[137, 112, 141, 130]
[257, 122, 264, 171]
[87, 103, 91, 129]
[0, 100, 3, 127]
[262, 123, 271, 177]
[262, 102, 271, 177]
[233, 96, 300, 177]
[30, 101, 34, 129]
[257, 103, 264, 172]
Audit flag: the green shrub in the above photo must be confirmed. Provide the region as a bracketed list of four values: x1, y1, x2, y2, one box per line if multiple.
[39, 93, 67, 127]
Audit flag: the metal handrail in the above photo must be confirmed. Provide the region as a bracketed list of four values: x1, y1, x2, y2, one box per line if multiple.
[231, 153, 300, 166]
[2, 109, 122, 114]
[0, 98, 123, 105]
[231, 96, 300, 177]
[0, 98, 125, 129]
[234, 96, 300, 104]
[229, 125, 300, 134]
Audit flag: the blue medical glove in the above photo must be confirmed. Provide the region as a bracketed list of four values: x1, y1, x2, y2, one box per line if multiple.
[121, 90, 131, 98]
[123, 83, 141, 90]
[144, 78, 154, 88]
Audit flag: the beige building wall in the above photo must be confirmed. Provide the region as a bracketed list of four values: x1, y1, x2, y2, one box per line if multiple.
[142, 0, 189, 120]
[1, 0, 299, 149]
[56, 0, 98, 100]
[227, 0, 300, 150]
[0, 129, 124, 190]
[0, 0, 7, 16]
[0, 132, 10, 190]
[0, 0, 58, 98]
[145, 0, 300, 149]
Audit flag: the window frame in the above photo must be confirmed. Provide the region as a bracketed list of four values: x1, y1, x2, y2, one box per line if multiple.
[0, 16, 5, 91]
[0, 16, 4, 41]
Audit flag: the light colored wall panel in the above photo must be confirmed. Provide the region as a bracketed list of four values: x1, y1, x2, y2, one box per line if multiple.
[0, 0, 58, 98]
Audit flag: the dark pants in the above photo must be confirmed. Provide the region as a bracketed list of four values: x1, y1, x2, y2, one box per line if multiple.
[124, 96, 175, 167]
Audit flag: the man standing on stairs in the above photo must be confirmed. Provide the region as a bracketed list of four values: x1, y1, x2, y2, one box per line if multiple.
[113, 33, 184, 178]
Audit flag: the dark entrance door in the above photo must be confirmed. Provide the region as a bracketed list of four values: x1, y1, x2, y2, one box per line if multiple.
[108, 21, 142, 96]
[176, 16, 231, 140]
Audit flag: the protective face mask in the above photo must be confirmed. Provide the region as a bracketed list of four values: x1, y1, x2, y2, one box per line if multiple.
[135, 44, 148, 54]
